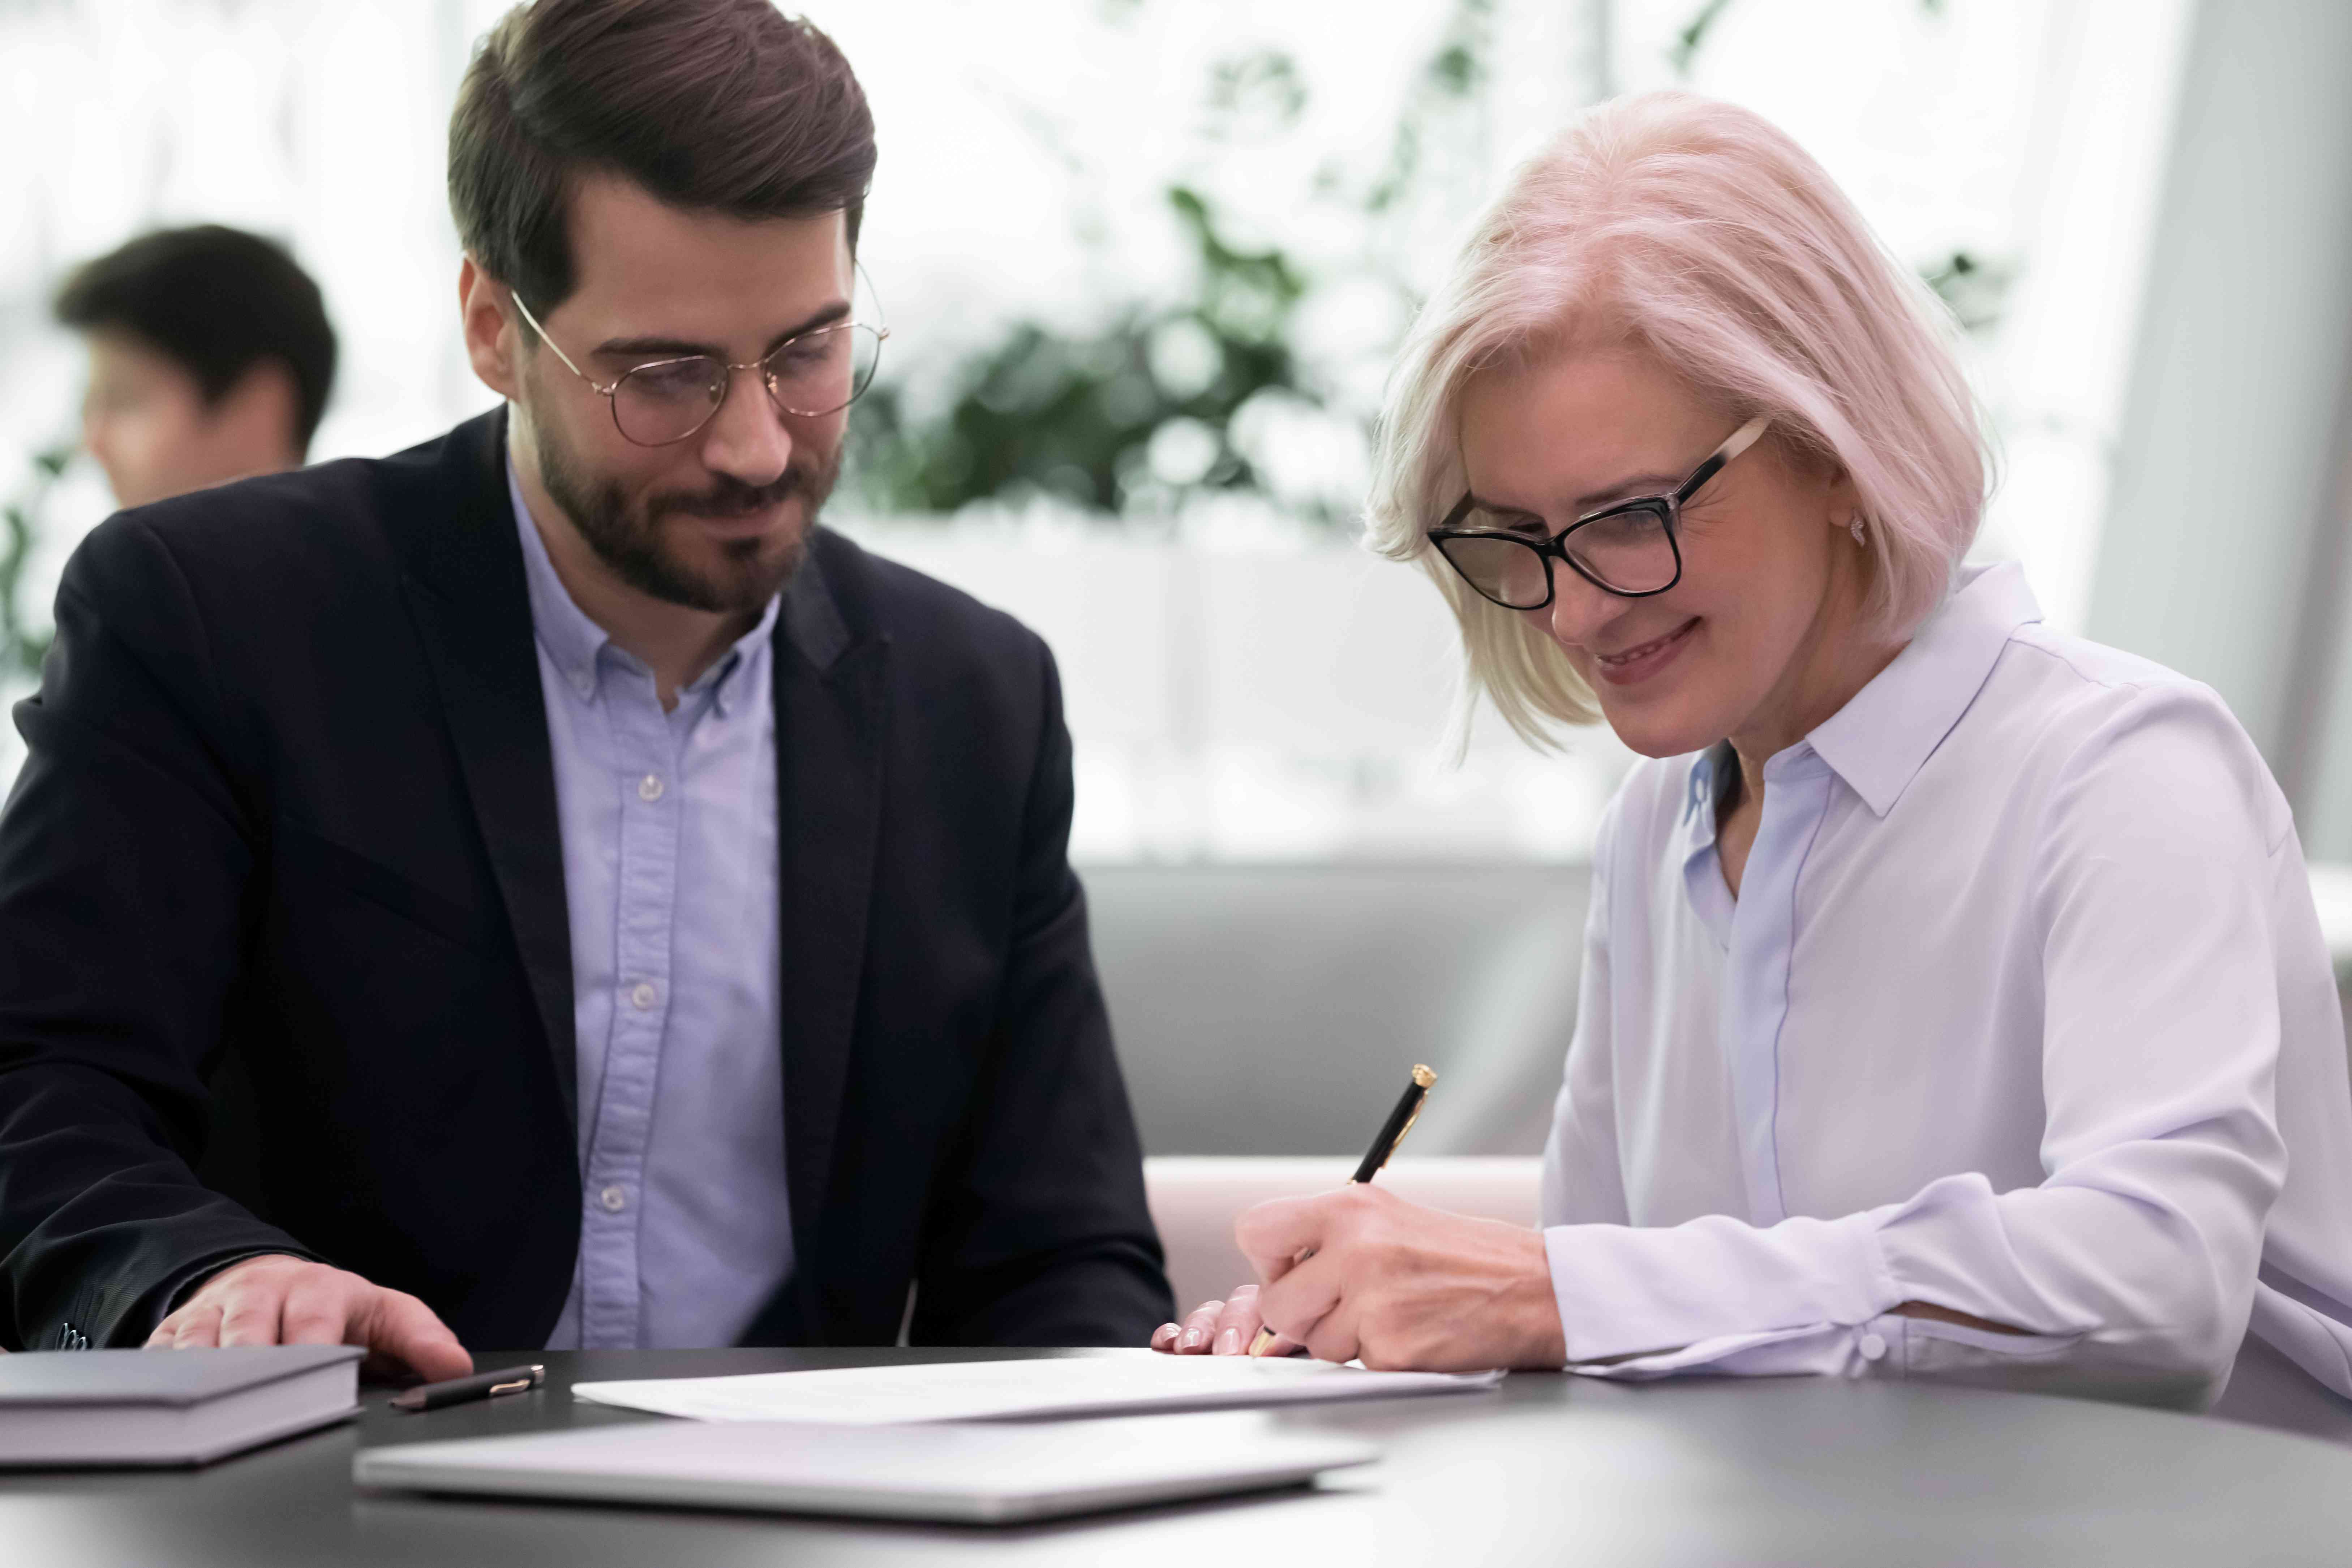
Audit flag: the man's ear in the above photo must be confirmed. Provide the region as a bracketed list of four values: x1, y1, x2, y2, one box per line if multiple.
[458, 256, 523, 400]
[210, 359, 305, 471]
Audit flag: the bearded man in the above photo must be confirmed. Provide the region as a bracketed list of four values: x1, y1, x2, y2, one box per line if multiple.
[0, 0, 1171, 1372]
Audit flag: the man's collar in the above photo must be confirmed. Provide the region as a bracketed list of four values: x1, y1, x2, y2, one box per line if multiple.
[505, 455, 613, 699]
[1804, 561, 2042, 817]
[695, 592, 781, 718]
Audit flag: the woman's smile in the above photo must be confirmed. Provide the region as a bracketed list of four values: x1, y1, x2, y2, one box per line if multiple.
[1589, 617, 1699, 686]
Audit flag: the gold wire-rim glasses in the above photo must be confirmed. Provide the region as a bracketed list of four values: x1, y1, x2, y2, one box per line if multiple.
[507, 284, 889, 447]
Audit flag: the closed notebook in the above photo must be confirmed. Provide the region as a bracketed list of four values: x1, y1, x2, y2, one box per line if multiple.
[355, 1412, 1377, 1524]
[0, 1345, 363, 1467]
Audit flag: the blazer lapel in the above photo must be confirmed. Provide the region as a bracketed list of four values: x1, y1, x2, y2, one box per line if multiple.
[391, 411, 579, 1127]
[773, 539, 889, 1297]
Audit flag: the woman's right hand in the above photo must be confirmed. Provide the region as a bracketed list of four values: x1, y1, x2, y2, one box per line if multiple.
[1147, 1283, 1303, 1356]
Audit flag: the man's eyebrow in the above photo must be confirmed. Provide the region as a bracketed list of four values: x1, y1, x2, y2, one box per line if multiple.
[592, 300, 853, 361]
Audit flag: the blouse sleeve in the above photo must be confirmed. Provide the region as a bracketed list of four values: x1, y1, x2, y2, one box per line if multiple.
[1541, 790, 1631, 1228]
[1538, 685, 2292, 1408]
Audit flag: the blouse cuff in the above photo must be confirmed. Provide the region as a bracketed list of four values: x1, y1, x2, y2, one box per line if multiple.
[1544, 1207, 1904, 1364]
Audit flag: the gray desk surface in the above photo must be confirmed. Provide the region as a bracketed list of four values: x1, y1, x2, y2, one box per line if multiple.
[5, 1347, 2350, 1566]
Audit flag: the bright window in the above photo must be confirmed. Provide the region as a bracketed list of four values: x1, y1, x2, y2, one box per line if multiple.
[0, 0, 2190, 860]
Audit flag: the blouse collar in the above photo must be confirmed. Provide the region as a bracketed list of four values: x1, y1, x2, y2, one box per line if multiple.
[1806, 562, 2043, 818]
[1679, 560, 2044, 843]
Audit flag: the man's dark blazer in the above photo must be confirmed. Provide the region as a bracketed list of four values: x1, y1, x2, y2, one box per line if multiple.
[0, 409, 1172, 1354]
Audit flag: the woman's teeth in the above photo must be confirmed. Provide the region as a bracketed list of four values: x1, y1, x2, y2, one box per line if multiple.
[1599, 624, 1688, 666]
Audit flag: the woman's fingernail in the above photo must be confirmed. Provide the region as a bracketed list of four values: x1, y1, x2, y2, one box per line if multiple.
[1181, 1327, 1206, 1349]
[1216, 1329, 1241, 1355]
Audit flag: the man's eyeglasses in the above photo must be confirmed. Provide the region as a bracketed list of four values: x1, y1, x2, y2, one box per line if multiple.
[1426, 416, 1771, 609]
[508, 288, 888, 448]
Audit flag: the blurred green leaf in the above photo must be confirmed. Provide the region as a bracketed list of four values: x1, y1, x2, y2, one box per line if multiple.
[1205, 49, 1308, 141]
[0, 442, 69, 682]
[1364, 0, 1494, 214]
[1670, 0, 1737, 77]
[1920, 248, 2015, 334]
[849, 183, 1326, 521]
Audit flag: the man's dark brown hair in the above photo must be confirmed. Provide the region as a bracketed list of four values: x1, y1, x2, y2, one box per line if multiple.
[448, 0, 876, 312]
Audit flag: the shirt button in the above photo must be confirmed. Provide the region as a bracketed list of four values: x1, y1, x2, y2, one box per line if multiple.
[599, 1185, 627, 1213]
[1858, 1332, 1889, 1362]
[638, 773, 665, 803]
[630, 981, 658, 1010]
[572, 674, 593, 699]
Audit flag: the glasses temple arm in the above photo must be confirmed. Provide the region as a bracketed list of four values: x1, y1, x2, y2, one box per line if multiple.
[1676, 414, 1772, 503]
[507, 291, 604, 391]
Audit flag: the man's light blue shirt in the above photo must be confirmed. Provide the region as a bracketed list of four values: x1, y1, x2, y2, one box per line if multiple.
[507, 461, 794, 1349]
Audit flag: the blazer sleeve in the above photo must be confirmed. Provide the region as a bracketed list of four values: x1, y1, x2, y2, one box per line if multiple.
[0, 516, 316, 1352]
[909, 640, 1175, 1346]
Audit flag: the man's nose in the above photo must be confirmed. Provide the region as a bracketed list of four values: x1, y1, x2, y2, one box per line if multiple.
[695, 369, 794, 488]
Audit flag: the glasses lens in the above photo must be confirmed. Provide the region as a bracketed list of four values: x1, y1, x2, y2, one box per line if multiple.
[767, 323, 885, 417]
[613, 357, 726, 445]
[1564, 503, 1677, 593]
[1435, 529, 1553, 609]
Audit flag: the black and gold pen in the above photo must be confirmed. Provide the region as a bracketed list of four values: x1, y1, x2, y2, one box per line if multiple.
[1247, 1064, 1437, 1356]
[389, 1363, 545, 1412]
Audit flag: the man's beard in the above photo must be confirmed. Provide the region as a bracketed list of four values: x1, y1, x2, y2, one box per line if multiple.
[535, 414, 840, 615]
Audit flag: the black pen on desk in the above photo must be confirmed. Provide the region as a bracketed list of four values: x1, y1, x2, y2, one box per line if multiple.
[389, 1363, 544, 1413]
[1247, 1064, 1437, 1357]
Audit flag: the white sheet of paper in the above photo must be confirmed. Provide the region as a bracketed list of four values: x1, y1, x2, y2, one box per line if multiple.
[571, 1351, 1504, 1425]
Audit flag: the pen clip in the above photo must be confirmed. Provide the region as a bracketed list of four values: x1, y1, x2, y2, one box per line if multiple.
[492, 1365, 546, 1398]
[1373, 1067, 1437, 1175]
[1376, 1099, 1429, 1175]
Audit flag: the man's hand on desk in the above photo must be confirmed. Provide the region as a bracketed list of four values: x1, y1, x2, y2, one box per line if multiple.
[143, 1254, 473, 1382]
[1151, 1185, 1567, 1371]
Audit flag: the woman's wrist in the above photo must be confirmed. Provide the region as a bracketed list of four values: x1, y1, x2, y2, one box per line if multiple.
[1508, 1226, 1570, 1367]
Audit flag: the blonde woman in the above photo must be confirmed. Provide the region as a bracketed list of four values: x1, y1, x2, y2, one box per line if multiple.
[1151, 91, 2352, 1412]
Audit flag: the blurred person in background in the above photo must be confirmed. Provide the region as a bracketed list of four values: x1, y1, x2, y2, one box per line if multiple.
[0, 0, 1168, 1375]
[1158, 90, 2352, 1423]
[55, 224, 338, 507]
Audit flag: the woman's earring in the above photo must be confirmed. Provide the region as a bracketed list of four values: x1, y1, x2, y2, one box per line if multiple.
[1848, 514, 1867, 547]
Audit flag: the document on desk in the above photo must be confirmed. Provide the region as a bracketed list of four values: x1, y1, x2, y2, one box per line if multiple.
[572, 1351, 1503, 1425]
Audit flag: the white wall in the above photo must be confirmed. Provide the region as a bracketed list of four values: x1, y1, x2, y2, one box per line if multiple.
[2082, 0, 2352, 855]
[844, 521, 1632, 863]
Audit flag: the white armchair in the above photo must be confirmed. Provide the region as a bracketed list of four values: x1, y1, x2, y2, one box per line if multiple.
[1142, 1156, 1543, 1315]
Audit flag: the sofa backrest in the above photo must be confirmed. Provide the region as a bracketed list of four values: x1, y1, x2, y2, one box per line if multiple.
[1086, 863, 1592, 1158]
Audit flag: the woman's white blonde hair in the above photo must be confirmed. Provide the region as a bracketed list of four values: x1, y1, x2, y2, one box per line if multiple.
[1365, 91, 1991, 743]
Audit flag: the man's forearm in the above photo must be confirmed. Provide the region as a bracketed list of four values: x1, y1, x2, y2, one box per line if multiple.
[0, 1067, 314, 1350]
